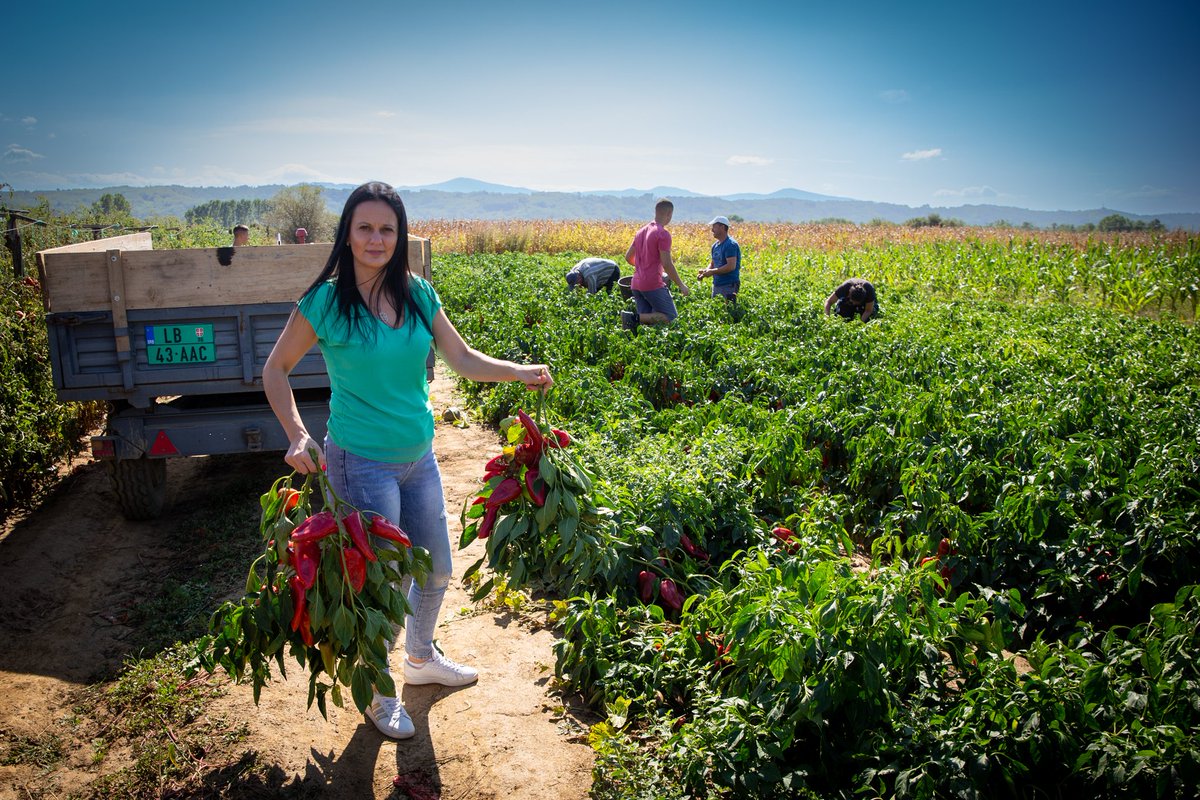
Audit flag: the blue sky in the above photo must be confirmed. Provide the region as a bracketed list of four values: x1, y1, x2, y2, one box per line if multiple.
[3, 0, 1197, 214]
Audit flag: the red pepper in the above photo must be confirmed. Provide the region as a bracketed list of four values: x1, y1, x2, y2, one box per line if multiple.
[524, 467, 546, 507]
[938, 538, 952, 557]
[772, 526, 800, 554]
[680, 533, 710, 562]
[483, 454, 509, 478]
[659, 579, 684, 612]
[478, 505, 498, 539]
[298, 607, 314, 646]
[551, 429, 571, 448]
[367, 514, 413, 548]
[637, 570, 655, 603]
[487, 477, 522, 508]
[343, 512, 377, 562]
[291, 539, 320, 589]
[277, 487, 301, 513]
[289, 575, 307, 632]
[514, 442, 540, 467]
[342, 547, 367, 592]
[290, 510, 338, 543]
[516, 409, 544, 451]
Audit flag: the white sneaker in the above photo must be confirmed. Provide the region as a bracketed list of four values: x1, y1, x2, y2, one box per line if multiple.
[366, 693, 415, 739]
[403, 650, 479, 687]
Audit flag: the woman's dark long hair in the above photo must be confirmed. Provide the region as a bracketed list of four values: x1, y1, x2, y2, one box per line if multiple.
[302, 181, 432, 341]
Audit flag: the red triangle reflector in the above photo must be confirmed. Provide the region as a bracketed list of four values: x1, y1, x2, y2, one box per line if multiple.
[148, 430, 180, 456]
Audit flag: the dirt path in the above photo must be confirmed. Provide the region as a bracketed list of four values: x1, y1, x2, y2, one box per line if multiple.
[0, 369, 595, 799]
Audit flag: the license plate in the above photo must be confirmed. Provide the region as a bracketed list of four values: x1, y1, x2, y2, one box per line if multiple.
[144, 323, 216, 366]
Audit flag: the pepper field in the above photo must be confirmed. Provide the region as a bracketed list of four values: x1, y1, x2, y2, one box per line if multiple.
[427, 223, 1200, 799]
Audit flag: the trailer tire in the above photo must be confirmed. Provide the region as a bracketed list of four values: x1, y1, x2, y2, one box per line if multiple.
[108, 457, 168, 520]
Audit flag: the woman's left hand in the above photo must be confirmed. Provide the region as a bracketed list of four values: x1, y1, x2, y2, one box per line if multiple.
[517, 364, 554, 392]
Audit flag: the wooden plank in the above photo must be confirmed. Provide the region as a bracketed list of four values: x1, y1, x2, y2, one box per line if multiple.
[40, 237, 431, 313]
[106, 249, 134, 390]
[39, 231, 153, 254]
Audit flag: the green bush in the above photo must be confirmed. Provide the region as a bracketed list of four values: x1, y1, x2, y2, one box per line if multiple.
[0, 275, 104, 516]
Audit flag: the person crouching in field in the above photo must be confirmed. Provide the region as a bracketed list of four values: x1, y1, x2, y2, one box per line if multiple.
[825, 278, 879, 322]
[621, 198, 690, 330]
[696, 215, 741, 299]
[565, 257, 620, 294]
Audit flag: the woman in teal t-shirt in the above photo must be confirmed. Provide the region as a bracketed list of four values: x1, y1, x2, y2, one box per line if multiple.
[264, 182, 553, 740]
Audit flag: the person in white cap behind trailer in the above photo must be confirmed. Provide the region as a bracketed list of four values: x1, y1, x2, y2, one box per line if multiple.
[696, 215, 741, 299]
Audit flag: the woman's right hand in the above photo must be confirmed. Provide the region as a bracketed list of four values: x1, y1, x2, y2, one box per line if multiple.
[285, 433, 326, 474]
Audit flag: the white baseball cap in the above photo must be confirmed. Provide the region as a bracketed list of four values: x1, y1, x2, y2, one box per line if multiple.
[709, 216, 730, 227]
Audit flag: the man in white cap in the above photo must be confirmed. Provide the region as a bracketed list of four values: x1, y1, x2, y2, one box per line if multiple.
[697, 216, 741, 299]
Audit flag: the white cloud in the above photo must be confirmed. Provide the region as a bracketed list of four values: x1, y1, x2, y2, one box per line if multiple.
[727, 155, 773, 167]
[934, 185, 999, 199]
[375, 111, 397, 118]
[22, 116, 37, 126]
[902, 148, 942, 161]
[3, 144, 44, 163]
[879, 89, 909, 104]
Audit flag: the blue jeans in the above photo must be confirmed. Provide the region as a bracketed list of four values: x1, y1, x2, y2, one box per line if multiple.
[324, 438, 452, 661]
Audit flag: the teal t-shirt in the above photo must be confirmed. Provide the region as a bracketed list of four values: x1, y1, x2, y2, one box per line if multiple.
[298, 278, 441, 463]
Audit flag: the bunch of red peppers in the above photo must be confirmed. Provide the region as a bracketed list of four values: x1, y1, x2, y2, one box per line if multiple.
[195, 458, 433, 717]
[459, 400, 618, 598]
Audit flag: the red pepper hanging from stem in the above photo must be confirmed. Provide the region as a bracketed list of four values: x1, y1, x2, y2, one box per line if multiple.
[478, 505, 499, 540]
[524, 467, 546, 507]
[342, 512, 377, 562]
[290, 510, 338, 543]
[342, 546, 367, 593]
[516, 409, 544, 451]
[289, 575, 307, 632]
[367, 514, 413, 548]
[487, 477, 522, 508]
[291, 539, 320, 589]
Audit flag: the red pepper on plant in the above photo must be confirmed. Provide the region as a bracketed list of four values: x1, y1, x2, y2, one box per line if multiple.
[291, 539, 320, 589]
[342, 512, 377, 562]
[659, 579, 684, 612]
[478, 505, 499, 539]
[342, 547, 367, 593]
[277, 487, 302, 513]
[772, 526, 800, 554]
[368, 514, 413, 548]
[487, 477, 522, 508]
[680, 533, 709, 562]
[289, 575, 307, 632]
[637, 570, 656, 603]
[516, 409, 544, 451]
[524, 467, 546, 507]
[290, 510, 338, 543]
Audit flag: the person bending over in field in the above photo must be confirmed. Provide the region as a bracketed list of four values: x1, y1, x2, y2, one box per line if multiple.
[621, 198, 690, 330]
[825, 278, 879, 322]
[696, 215, 741, 300]
[565, 257, 621, 294]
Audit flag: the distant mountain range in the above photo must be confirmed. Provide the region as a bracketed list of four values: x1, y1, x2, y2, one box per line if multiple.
[7, 179, 1197, 231]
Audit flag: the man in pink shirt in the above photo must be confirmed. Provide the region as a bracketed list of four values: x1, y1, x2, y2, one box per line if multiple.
[621, 198, 690, 329]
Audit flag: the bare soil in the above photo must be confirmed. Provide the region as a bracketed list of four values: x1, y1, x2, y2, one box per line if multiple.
[0, 369, 595, 799]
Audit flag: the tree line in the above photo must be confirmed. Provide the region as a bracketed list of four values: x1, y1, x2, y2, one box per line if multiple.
[183, 198, 271, 228]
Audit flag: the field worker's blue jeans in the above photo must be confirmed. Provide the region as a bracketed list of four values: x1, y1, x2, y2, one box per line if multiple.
[324, 438, 452, 662]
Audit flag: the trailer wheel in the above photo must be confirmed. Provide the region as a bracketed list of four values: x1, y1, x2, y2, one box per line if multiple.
[108, 457, 168, 520]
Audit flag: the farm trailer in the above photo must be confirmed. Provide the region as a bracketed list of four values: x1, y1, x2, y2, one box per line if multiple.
[37, 232, 433, 519]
